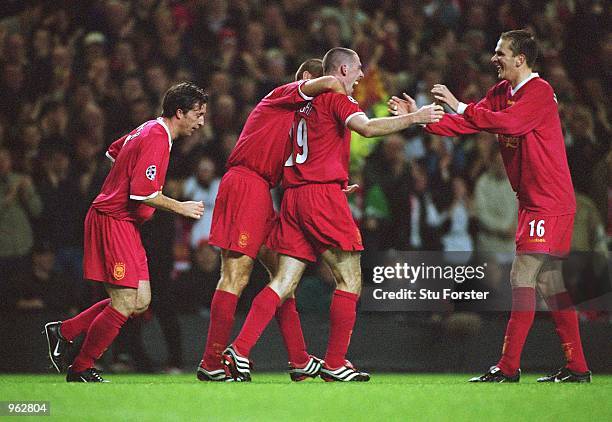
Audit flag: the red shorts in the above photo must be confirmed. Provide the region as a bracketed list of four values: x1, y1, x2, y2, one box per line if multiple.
[515, 209, 575, 258]
[83, 207, 149, 288]
[208, 166, 277, 259]
[267, 183, 363, 262]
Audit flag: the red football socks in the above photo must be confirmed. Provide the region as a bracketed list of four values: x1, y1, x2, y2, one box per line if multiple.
[201, 290, 239, 370]
[233, 286, 280, 357]
[497, 287, 535, 375]
[545, 292, 589, 373]
[324, 290, 359, 369]
[71, 305, 128, 372]
[275, 298, 309, 365]
[60, 298, 111, 341]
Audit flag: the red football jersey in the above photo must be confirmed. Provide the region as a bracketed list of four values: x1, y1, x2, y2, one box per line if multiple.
[426, 75, 575, 215]
[282, 92, 364, 188]
[227, 80, 313, 186]
[93, 118, 172, 224]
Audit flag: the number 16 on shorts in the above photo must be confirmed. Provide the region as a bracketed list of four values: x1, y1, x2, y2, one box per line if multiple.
[528, 219, 545, 238]
[516, 209, 574, 256]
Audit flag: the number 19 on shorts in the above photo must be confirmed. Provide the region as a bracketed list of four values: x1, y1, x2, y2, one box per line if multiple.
[528, 219, 545, 237]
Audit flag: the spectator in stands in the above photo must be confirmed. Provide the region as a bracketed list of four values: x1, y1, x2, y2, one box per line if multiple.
[34, 146, 85, 304]
[426, 176, 474, 263]
[566, 105, 608, 222]
[183, 155, 221, 249]
[0, 147, 42, 308]
[473, 150, 517, 261]
[472, 149, 517, 295]
[7, 241, 79, 313]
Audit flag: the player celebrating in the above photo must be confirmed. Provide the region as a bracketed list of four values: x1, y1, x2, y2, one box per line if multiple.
[197, 59, 347, 382]
[222, 47, 444, 382]
[389, 30, 590, 383]
[44, 82, 207, 382]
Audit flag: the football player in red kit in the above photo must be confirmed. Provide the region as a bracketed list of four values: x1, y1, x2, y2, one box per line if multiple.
[389, 30, 590, 383]
[198, 59, 347, 382]
[43, 83, 207, 382]
[222, 48, 444, 382]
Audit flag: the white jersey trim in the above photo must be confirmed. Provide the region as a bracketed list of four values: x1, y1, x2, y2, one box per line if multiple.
[156, 117, 173, 150]
[511, 72, 539, 96]
[345, 111, 366, 127]
[105, 151, 115, 162]
[298, 81, 314, 101]
[130, 191, 160, 201]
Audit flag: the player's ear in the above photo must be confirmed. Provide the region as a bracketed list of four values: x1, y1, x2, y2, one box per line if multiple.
[340, 64, 348, 76]
[302, 71, 311, 80]
[176, 108, 185, 119]
[515, 53, 525, 67]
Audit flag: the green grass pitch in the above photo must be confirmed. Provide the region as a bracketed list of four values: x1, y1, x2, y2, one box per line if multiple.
[2, 373, 611, 421]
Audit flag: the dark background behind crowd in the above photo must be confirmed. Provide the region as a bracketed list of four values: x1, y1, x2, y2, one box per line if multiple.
[0, 0, 609, 372]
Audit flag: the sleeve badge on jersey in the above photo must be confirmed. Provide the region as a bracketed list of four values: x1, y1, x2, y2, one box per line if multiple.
[347, 96, 359, 104]
[145, 165, 157, 181]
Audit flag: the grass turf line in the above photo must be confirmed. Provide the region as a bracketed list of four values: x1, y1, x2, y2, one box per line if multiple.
[1, 374, 611, 421]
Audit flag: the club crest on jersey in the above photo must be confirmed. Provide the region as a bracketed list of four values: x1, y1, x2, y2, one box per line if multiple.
[347, 96, 358, 104]
[146, 165, 157, 180]
[238, 231, 250, 248]
[113, 262, 126, 280]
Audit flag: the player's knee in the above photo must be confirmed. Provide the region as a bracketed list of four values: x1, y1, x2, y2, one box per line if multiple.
[536, 277, 564, 298]
[335, 275, 361, 294]
[509, 267, 535, 288]
[218, 274, 249, 294]
[134, 297, 151, 315]
[107, 291, 137, 316]
[274, 279, 299, 300]
[110, 298, 137, 316]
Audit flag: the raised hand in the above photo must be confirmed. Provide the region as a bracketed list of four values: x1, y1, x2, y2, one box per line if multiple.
[431, 84, 459, 112]
[388, 93, 417, 116]
[414, 104, 445, 124]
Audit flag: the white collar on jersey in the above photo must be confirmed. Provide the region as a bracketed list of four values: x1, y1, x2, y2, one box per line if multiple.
[511, 72, 539, 96]
[156, 117, 173, 149]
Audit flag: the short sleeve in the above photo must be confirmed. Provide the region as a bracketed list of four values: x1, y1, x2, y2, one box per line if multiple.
[129, 128, 170, 201]
[330, 94, 365, 126]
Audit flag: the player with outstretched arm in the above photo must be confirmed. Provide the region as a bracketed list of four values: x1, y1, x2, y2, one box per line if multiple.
[389, 29, 590, 383]
[222, 47, 444, 382]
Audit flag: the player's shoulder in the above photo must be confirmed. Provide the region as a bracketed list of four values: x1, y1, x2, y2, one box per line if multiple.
[265, 81, 301, 98]
[316, 91, 360, 105]
[140, 119, 167, 136]
[526, 77, 553, 94]
[146, 119, 172, 143]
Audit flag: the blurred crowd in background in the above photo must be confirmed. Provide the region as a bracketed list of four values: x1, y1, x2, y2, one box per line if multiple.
[0, 0, 609, 357]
